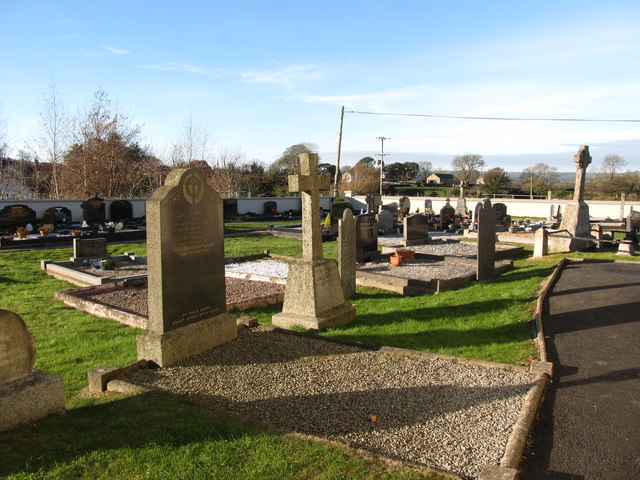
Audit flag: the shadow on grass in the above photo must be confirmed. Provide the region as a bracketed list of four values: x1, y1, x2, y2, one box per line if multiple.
[0, 392, 258, 478]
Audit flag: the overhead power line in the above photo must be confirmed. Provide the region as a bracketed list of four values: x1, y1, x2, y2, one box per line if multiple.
[345, 110, 640, 123]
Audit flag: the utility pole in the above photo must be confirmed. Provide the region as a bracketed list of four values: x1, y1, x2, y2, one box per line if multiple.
[376, 136, 389, 196]
[333, 106, 344, 198]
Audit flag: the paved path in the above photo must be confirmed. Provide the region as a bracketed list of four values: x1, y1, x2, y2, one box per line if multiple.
[520, 260, 640, 480]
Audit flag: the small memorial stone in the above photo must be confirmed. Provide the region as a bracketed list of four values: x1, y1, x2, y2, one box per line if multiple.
[476, 199, 496, 281]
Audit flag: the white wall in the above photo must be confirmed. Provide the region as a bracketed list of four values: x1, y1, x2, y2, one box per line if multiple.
[0, 199, 146, 221]
[234, 196, 333, 215]
[350, 195, 640, 220]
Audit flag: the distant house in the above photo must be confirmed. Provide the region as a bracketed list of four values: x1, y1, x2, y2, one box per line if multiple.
[426, 173, 456, 185]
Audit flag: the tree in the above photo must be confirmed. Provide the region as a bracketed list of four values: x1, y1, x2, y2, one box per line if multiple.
[480, 167, 511, 195]
[383, 162, 419, 182]
[415, 161, 433, 184]
[356, 156, 376, 168]
[59, 89, 146, 198]
[169, 114, 214, 167]
[521, 163, 559, 196]
[269, 143, 318, 174]
[451, 153, 485, 184]
[341, 164, 379, 194]
[207, 146, 248, 197]
[601, 154, 626, 179]
[33, 82, 69, 198]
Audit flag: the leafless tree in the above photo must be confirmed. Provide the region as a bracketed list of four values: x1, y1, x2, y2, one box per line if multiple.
[601, 154, 626, 179]
[268, 143, 318, 174]
[451, 153, 485, 184]
[207, 146, 248, 197]
[169, 114, 214, 167]
[521, 163, 559, 196]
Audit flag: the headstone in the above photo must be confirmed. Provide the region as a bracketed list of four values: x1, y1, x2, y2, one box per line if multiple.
[423, 199, 433, 213]
[439, 199, 455, 228]
[0, 204, 37, 232]
[455, 182, 467, 215]
[355, 214, 379, 262]
[494, 202, 511, 229]
[136, 168, 236, 367]
[223, 198, 238, 219]
[72, 238, 108, 261]
[365, 193, 381, 214]
[550, 146, 593, 252]
[272, 153, 355, 330]
[403, 214, 430, 246]
[263, 201, 278, 215]
[476, 199, 496, 281]
[109, 200, 133, 221]
[620, 193, 626, 222]
[533, 227, 548, 258]
[330, 201, 352, 226]
[377, 210, 394, 233]
[0, 309, 64, 432]
[626, 211, 640, 232]
[338, 209, 356, 299]
[398, 196, 411, 216]
[81, 197, 106, 225]
[45, 206, 73, 227]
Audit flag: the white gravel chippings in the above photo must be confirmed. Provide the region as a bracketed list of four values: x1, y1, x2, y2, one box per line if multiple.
[128, 327, 534, 479]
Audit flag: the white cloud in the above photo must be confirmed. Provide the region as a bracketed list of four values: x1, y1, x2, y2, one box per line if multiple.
[141, 62, 218, 76]
[239, 64, 323, 88]
[102, 45, 129, 55]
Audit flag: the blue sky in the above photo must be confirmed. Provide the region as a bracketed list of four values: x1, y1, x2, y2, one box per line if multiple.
[2, 0, 639, 172]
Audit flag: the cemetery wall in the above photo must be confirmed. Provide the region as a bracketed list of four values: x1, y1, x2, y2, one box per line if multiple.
[0, 199, 146, 220]
[351, 195, 639, 220]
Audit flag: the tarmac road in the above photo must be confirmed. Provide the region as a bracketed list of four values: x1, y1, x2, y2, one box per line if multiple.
[520, 260, 640, 480]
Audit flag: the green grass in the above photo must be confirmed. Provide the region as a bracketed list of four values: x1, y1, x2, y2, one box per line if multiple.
[2, 237, 636, 479]
[225, 219, 302, 232]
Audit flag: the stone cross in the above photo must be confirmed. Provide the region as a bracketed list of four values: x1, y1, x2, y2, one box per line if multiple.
[572, 145, 591, 202]
[288, 153, 330, 261]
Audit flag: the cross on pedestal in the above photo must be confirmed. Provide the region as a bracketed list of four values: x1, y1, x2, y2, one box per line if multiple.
[288, 153, 331, 261]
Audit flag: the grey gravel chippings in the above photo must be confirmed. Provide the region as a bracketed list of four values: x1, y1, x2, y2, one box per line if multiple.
[128, 327, 534, 479]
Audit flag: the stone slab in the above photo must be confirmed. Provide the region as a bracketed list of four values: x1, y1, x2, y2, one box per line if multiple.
[136, 312, 237, 367]
[0, 370, 65, 432]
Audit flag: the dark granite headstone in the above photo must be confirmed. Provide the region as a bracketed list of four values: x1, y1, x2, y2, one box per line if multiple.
[355, 214, 379, 262]
[109, 200, 133, 221]
[0, 204, 37, 232]
[377, 210, 394, 233]
[73, 238, 108, 260]
[494, 203, 509, 227]
[477, 199, 496, 281]
[138, 168, 236, 366]
[365, 193, 382, 213]
[223, 198, 238, 219]
[263, 201, 278, 215]
[330, 201, 352, 225]
[45, 206, 72, 226]
[423, 199, 433, 213]
[439, 199, 455, 228]
[404, 214, 430, 246]
[81, 197, 106, 224]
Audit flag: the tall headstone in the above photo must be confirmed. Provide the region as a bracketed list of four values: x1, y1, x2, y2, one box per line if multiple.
[377, 210, 394, 233]
[439, 199, 455, 228]
[550, 146, 593, 252]
[338, 209, 356, 299]
[398, 196, 411, 216]
[330, 201, 352, 226]
[403, 214, 430, 246]
[476, 199, 496, 281]
[272, 154, 355, 330]
[423, 199, 433, 213]
[137, 168, 236, 367]
[81, 197, 106, 225]
[0, 309, 64, 432]
[533, 227, 548, 258]
[365, 193, 382, 214]
[455, 181, 467, 215]
[355, 214, 380, 262]
[620, 193, 626, 222]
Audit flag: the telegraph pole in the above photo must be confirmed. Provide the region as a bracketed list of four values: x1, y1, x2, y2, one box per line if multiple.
[333, 106, 344, 198]
[376, 136, 389, 195]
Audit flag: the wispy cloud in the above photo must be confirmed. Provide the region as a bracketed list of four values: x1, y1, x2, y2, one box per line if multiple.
[141, 62, 220, 76]
[298, 84, 433, 110]
[102, 45, 129, 55]
[239, 64, 323, 88]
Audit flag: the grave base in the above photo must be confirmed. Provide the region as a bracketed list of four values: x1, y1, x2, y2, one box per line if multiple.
[137, 312, 237, 367]
[272, 258, 356, 330]
[0, 370, 65, 432]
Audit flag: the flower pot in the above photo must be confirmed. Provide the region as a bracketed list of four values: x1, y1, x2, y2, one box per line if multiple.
[395, 249, 415, 260]
[39, 230, 47, 236]
[389, 254, 403, 266]
[17, 233, 27, 239]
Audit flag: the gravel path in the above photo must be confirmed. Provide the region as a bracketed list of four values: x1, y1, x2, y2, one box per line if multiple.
[128, 327, 534, 479]
[358, 259, 477, 280]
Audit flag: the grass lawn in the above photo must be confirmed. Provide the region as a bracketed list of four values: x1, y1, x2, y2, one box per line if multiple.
[1, 236, 636, 479]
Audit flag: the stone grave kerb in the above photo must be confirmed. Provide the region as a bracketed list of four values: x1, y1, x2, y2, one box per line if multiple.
[289, 153, 331, 262]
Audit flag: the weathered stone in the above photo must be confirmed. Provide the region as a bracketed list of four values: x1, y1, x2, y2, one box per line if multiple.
[398, 196, 411, 215]
[403, 214, 430, 246]
[0, 309, 36, 384]
[477, 199, 496, 281]
[272, 153, 355, 330]
[137, 168, 236, 366]
[439, 199, 456, 228]
[338, 209, 356, 299]
[533, 227, 548, 258]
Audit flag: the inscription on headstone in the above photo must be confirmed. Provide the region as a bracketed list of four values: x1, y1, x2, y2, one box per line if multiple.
[355, 214, 379, 262]
[0, 204, 37, 232]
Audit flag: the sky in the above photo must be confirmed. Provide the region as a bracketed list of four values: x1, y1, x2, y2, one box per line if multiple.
[1, 0, 640, 172]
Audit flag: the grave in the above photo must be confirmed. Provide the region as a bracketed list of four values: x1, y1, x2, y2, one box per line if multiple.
[263, 200, 278, 215]
[533, 227, 549, 258]
[626, 211, 640, 232]
[476, 198, 496, 281]
[403, 214, 430, 246]
[73, 237, 108, 260]
[0, 204, 37, 233]
[398, 196, 411, 216]
[136, 168, 237, 366]
[330, 201, 352, 226]
[0, 309, 65, 432]
[109, 200, 133, 221]
[550, 145, 594, 252]
[455, 182, 467, 216]
[272, 153, 355, 330]
[355, 214, 380, 262]
[423, 199, 433, 213]
[223, 198, 238, 219]
[338, 209, 356, 299]
[81, 197, 106, 225]
[494, 202, 511, 229]
[377, 210, 394, 234]
[365, 193, 382, 214]
[439, 199, 455, 228]
[44, 206, 73, 227]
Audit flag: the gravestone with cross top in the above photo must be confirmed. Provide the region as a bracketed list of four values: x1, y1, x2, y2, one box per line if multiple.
[272, 153, 356, 330]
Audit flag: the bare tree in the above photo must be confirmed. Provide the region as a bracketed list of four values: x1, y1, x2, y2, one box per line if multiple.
[169, 115, 214, 167]
[601, 154, 626, 179]
[415, 161, 433, 184]
[451, 153, 485, 184]
[33, 82, 69, 198]
[521, 163, 559, 196]
[207, 145, 247, 197]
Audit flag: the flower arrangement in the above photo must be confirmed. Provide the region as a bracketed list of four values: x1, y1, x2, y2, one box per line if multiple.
[99, 259, 115, 270]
